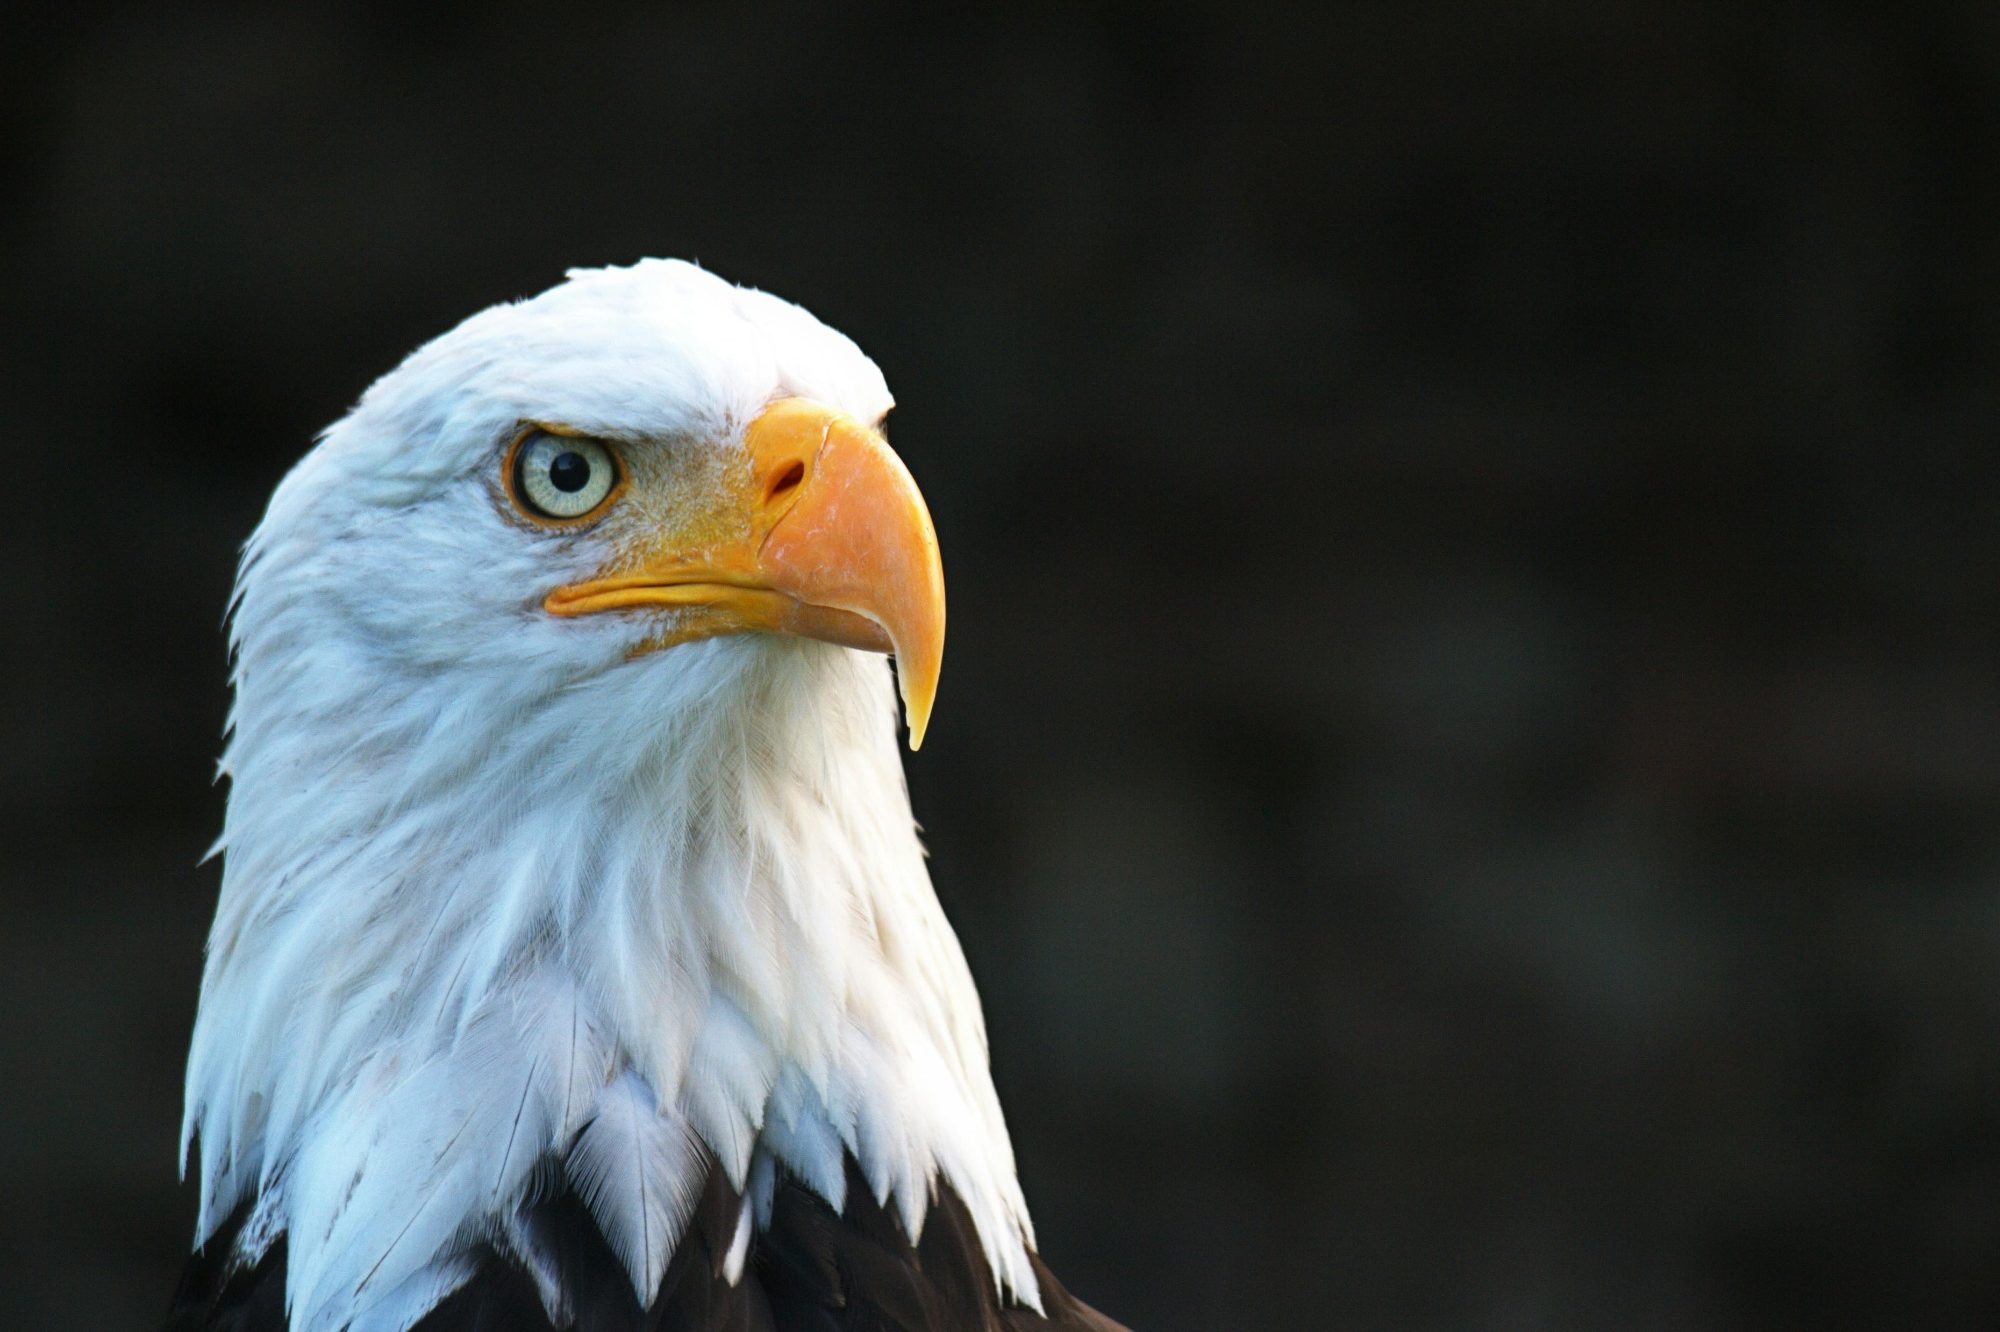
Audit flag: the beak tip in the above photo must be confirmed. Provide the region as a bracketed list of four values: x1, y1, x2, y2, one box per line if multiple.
[902, 691, 933, 752]
[898, 661, 938, 753]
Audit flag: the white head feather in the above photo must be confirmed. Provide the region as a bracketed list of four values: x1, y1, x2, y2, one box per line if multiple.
[181, 260, 1038, 1332]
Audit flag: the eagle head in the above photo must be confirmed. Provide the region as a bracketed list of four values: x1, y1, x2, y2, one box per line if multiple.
[178, 262, 1056, 1332]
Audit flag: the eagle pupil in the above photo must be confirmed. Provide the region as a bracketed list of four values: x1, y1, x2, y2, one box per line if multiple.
[548, 451, 590, 493]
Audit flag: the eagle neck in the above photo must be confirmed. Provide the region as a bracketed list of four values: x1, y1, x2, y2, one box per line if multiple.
[184, 634, 1040, 1325]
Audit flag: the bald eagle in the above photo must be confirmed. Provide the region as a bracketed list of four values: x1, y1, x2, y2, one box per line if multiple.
[165, 261, 1125, 1332]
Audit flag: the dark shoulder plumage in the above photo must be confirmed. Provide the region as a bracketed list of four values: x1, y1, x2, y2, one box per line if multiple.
[164, 1156, 1125, 1332]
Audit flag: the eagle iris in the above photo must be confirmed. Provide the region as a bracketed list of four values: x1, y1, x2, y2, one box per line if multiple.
[513, 431, 619, 521]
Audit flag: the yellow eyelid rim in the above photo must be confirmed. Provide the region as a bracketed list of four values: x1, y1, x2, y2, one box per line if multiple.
[501, 422, 630, 529]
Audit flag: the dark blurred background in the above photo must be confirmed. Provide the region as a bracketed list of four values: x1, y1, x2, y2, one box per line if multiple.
[4, 3, 1998, 1328]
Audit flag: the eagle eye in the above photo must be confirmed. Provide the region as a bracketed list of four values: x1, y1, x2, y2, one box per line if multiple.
[508, 429, 622, 524]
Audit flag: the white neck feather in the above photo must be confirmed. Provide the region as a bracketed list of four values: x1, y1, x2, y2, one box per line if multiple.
[183, 587, 1036, 1330]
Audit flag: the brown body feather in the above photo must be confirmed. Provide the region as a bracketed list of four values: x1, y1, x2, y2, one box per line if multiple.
[165, 1157, 1125, 1332]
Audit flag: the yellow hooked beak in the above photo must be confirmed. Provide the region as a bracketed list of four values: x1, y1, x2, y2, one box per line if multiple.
[544, 398, 947, 749]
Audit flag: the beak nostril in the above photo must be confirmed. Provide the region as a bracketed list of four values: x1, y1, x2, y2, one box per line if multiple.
[766, 460, 806, 505]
